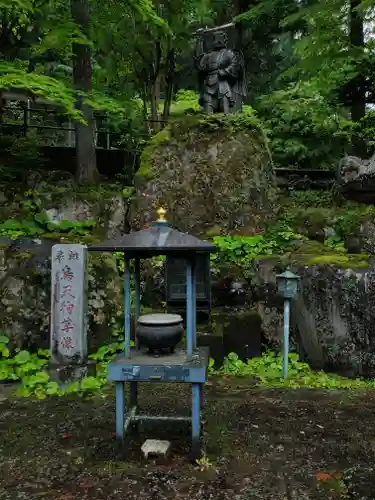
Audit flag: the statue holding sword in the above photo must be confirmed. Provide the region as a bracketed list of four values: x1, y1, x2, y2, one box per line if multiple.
[193, 23, 247, 114]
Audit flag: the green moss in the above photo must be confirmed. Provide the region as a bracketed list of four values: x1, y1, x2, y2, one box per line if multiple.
[136, 128, 171, 183]
[42, 233, 63, 241]
[254, 239, 371, 268]
[307, 254, 370, 268]
[205, 225, 222, 238]
[280, 190, 337, 210]
[292, 239, 332, 254]
[136, 111, 267, 185]
[169, 109, 265, 141]
[15, 251, 33, 262]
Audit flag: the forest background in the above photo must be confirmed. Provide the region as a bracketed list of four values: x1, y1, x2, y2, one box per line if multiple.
[1, 0, 375, 184]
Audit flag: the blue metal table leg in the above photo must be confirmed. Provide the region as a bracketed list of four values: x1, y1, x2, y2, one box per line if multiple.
[115, 381, 125, 441]
[191, 383, 201, 461]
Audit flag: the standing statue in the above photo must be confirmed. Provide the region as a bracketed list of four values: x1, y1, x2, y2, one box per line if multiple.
[194, 26, 247, 114]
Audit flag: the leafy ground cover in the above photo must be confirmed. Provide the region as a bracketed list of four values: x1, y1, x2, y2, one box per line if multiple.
[0, 380, 374, 499]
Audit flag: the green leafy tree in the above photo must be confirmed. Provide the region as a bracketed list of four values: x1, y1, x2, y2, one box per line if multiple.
[103, 0, 212, 130]
[0, 0, 171, 183]
[258, 82, 349, 169]
[0, 1, 82, 117]
[282, 0, 373, 156]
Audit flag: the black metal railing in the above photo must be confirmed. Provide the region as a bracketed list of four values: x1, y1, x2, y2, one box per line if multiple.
[0, 104, 128, 150]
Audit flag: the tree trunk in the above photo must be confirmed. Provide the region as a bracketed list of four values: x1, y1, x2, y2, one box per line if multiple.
[350, 0, 366, 157]
[162, 48, 175, 122]
[234, 0, 252, 48]
[71, 0, 98, 184]
[150, 79, 160, 132]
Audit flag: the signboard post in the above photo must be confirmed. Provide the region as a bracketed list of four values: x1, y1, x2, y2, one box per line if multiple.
[50, 244, 88, 382]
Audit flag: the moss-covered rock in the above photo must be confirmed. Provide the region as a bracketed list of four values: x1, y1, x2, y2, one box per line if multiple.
[252, 258, 375, 377]
[0, 238, 122, 351]
[132, 112, 277, 236]
[0, 171, 129, 240]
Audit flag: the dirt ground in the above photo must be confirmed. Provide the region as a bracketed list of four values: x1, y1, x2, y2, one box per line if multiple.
[0, 378, 374, 500]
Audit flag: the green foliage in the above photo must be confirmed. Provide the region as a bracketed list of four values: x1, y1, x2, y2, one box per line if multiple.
[350, 111, 375, 153]
[325, 236, 347, 253]
[0, 63, 82, 121]
[0, 188, 97, 239]
[334, 206, 375, 237]
[209, 350, 375, 389]
[0, 218, 96, 240]
[281, 0, 367, 98]
[210, 230, 304, 277]
[168, 89, 200, 116]
[0, 330, 133, 399]
[258, 82, 348, 169]
[1, 0, 372, 174]
[0, 335, 50, 384]
[3, 330, 375, 399]
[0, 133, 46, 181]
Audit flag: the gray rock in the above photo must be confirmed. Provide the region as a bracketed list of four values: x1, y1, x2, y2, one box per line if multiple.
[141, 439, 171, 459]
[254, 259, 375, 377]
[337, 153, 375, 204]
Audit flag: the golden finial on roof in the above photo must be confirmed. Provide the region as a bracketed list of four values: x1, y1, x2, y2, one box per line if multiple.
[156, 207, 167, 222]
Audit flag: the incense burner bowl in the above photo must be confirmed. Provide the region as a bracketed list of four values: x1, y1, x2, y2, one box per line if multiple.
[136, 313, 184, 354]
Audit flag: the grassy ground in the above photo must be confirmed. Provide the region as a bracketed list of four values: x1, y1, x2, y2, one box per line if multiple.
[0, 378, 374, 499]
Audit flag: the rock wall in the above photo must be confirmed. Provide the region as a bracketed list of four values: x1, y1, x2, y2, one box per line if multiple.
[0, 173, 127, 351]
[0, 237, 122, 351]
[253, 260, 375, 377]
[0, 170, 127, 239]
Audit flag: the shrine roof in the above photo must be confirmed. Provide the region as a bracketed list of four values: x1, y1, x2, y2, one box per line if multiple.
[87, 221, 216, 256]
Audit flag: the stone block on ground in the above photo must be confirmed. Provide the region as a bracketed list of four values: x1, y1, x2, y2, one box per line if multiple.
[141, 439, 171, 459]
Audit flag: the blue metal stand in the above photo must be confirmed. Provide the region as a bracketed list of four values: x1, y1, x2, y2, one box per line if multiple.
[115, 382, 125, 440]
[87, 210, 216, 461]
[282, 298, 290, 379]
[191, 383, 201, 458]
[186, 259, 193, 361]
[111, 253, 207, 460]
[110, 347, 209, 459]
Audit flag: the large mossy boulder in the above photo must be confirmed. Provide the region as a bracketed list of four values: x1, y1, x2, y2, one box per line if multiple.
[132, 112, 277, 236]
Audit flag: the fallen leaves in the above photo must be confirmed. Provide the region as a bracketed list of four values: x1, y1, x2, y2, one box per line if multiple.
[316, 472, 333, 481]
